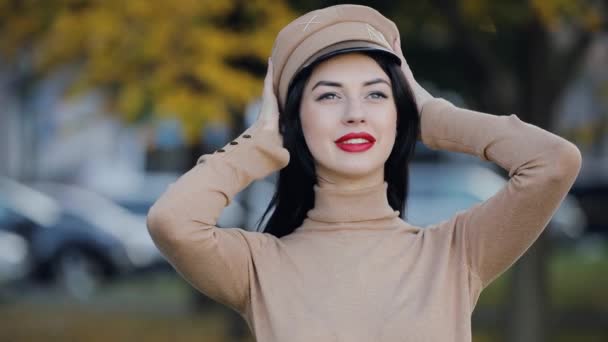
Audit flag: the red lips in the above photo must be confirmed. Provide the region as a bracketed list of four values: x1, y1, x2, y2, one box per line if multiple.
[334, 132, 376, 153]
[334, 132, 376, 143]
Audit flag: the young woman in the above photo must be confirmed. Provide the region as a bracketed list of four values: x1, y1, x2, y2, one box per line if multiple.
[146, 4, 581, 341]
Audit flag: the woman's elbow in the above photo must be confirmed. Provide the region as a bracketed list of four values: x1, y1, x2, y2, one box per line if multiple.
[548, 140, 583, 184]
[146, 200, 177, 247]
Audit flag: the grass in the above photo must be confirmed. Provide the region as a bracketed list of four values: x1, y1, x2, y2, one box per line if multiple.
[475, 239, 608, 310]
[0, 304, 252, 342]
[550, 244, 608, 310]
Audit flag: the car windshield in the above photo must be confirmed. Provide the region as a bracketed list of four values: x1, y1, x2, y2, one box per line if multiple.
[32, 183, 146, 241]
[0, 179, 61, 227]
[406, 190, 482, 227]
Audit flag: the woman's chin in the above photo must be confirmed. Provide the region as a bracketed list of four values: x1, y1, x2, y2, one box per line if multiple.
[329, 164, 380, 180]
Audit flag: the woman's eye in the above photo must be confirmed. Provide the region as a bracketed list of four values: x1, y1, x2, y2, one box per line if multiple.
[317, 93, 339, 101]
[369, 92, 388, 99]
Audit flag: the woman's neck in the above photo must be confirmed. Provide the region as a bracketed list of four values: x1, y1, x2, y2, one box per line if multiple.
[315, 166, 385, 191]
[296, 164, 401, 228]
[297, 180, 402, 229]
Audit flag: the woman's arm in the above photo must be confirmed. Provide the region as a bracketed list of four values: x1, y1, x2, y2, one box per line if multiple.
[392, 37, 582, 289]
[421, 98, 582, 289]
[146, 59, 289, 313]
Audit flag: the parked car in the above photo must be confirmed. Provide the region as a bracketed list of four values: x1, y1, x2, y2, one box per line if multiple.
[31, 182, 166, 272]
[570, 182, 608, 238]
[107, 172, 247, 229]
[0, 176, 130, 299]
[406, 162, 587, 240]
[0, 230, 31, 286]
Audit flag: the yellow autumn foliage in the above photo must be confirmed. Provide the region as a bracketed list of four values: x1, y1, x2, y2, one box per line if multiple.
[1, 0, 603, 143]
[530, 0, 603, 31]
[458, 0, 603, 32]
[0, 0, 295, 144]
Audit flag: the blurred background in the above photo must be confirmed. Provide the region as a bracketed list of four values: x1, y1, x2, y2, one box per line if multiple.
[0, 0, 607, 341]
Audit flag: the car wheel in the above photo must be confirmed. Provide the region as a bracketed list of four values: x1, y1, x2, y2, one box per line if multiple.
[53, 248, 105, 300]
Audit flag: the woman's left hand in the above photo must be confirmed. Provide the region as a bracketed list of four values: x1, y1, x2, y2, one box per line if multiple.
[392, 36, 434, 115]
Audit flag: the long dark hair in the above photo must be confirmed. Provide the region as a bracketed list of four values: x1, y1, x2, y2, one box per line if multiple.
[257, 50, 420, 238]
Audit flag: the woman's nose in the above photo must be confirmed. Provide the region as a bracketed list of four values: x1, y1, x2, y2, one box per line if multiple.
[342, 99, 366, 124]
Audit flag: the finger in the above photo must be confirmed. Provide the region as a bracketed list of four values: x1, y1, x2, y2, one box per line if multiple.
[260, 58, 279, 122]
[393, 36, 403, 57]
[395, 38, 411, 75]
[263, 58, 274, 100]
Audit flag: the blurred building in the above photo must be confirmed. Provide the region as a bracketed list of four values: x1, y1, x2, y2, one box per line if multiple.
[0, 66, 148, 199]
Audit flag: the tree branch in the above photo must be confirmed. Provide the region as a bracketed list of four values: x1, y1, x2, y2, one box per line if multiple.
[431, 0, 501, 77]
[432, 0, 517, 113]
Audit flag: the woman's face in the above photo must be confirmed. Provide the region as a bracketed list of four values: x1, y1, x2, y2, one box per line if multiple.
[300, 52, 397, 184]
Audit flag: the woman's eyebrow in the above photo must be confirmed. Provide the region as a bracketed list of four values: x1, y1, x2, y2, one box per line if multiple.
[311, 78, 390, 90]
[363, 78, 390, 87]
[312, 80, 342, 90]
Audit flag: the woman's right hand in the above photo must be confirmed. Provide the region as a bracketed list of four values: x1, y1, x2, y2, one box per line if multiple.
[255, 58, 281, 135]
[392, 37, 434, 115]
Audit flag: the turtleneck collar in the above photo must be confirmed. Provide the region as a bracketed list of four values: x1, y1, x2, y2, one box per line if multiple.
[297, 180, 402, 230]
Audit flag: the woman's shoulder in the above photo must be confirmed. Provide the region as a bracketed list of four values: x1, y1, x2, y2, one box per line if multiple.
[220, 227, 283, 251]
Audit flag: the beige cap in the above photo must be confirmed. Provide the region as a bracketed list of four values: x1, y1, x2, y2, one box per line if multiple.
[270, 4, 402, 110]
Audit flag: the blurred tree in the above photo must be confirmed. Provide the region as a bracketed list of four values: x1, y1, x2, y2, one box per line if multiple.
[290, 1, 604, 342]
[0, 0, 295, 144]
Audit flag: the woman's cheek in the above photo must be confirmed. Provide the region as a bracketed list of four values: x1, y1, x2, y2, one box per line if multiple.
[378, 113, 398, 159]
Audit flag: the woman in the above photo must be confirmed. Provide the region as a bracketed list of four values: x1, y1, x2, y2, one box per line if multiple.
[146, 4, 582, 341]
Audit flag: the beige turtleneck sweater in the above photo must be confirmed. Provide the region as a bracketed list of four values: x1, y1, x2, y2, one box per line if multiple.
[146, 98, 582, 342]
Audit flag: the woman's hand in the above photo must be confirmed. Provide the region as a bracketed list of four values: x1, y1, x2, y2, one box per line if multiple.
[392, 37, 434, 114]
[256, 58, 281, 134]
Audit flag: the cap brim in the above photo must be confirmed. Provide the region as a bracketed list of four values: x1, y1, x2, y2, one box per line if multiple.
[300, 40, 402, 71]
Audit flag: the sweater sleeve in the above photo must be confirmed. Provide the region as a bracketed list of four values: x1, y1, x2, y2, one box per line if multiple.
[146, 122, 290, 313]
[420, 98, 582, 289]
